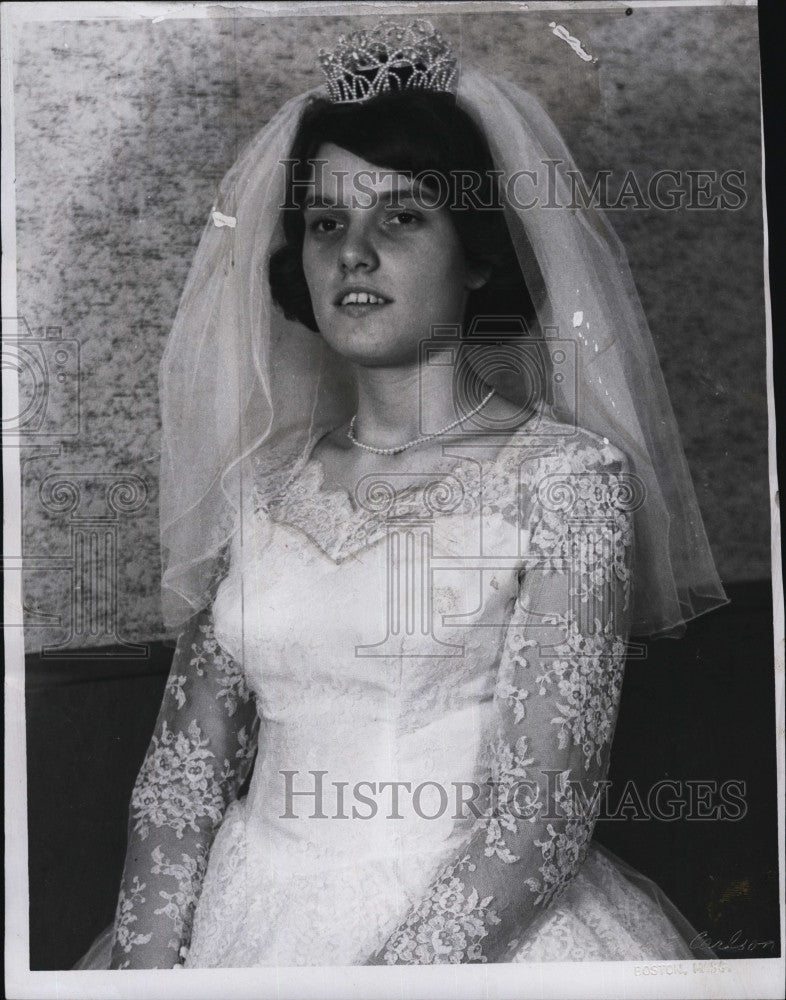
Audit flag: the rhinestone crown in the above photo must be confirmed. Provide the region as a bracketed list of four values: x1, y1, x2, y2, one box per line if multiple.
[318, 19, 457, 104]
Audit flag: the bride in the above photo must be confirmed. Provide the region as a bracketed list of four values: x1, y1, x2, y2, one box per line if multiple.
[78, 19, 727, 969]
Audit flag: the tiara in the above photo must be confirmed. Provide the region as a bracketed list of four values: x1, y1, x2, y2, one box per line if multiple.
[318, 19, 457, 104]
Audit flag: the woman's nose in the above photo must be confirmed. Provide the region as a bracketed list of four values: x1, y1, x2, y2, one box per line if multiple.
[338, 223, 379, 273]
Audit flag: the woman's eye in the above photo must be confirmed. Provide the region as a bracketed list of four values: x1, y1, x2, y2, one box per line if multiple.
[386, 210, 422, 227]
[308, 216, 342, 234]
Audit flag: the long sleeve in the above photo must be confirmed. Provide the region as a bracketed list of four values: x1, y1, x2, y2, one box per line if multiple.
[372, 440, 634, 964]
[109, 604, 259, 969]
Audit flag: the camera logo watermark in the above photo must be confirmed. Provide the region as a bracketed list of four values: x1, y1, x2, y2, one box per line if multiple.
[350, 316, 645, 660]
[419, 318, 577, 438]
[2, 317, 79, 438]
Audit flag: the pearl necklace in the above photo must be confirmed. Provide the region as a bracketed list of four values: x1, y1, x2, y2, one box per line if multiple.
[347, 389, 496, 456]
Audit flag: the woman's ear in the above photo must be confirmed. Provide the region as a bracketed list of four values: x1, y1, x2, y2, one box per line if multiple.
[465, 259, 492, 291]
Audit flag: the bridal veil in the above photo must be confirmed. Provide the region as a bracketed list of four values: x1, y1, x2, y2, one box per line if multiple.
[158, 36, 728, 638]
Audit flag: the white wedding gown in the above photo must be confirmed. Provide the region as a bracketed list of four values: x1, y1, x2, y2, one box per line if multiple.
[79, 421, 712, 968]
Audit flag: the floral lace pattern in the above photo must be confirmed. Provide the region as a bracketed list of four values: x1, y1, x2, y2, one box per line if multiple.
[151, 844, 209, 954]
[104, 427, 671, 969]
[131, 719, 228, 840]
[525, 771, 599, 907]
[510, 844, 700, 962]
[112, 877, 153, 967]
[536, 613, 627, 769]
[494, 629, 535, 722]
[380, 856, 501, 964]
[189, 621, 251, 716]
[373, 434, 633, 964]
[109, 603, 259, 969]
[258, 460, 404, 563]
[483, 735, 541, 864]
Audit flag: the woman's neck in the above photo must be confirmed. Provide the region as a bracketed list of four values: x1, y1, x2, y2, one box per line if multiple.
[350, 358, 469, 451]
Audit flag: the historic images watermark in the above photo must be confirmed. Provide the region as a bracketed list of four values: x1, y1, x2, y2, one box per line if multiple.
[279, 161, 748, 212]
[279, 770, 748, 823]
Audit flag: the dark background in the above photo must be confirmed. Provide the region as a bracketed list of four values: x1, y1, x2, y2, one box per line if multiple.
[12, 3, 782, 971]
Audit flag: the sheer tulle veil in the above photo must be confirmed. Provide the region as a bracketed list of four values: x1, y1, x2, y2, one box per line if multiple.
[158, 46, 728, 638]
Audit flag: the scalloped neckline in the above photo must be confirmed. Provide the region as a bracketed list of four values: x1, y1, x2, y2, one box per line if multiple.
[289, 427, 538, 507]
[254, 417, 566, 564]
[256, 438, 509, 565]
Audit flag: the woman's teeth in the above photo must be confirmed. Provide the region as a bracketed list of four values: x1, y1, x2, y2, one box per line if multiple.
[340, 292, 388, 306]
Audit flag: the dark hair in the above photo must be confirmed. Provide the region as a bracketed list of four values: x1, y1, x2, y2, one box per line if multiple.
[268, 91, 543, 340]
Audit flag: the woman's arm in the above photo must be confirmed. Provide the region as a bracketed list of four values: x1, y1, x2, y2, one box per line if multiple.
[109, 605, 259, 969]
[370, 442, 633, 964]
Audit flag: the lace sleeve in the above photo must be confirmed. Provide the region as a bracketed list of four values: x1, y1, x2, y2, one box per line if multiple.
[371, 441, 634, 964]
[108, 596, 259, 969]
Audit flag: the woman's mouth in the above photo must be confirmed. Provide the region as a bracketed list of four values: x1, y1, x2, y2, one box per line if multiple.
[335, 290, 392, 311]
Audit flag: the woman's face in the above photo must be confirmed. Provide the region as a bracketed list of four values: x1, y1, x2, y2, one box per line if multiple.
[301, 143, 487, 367]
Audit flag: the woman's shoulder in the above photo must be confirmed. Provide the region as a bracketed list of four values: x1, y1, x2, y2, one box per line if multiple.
[478, 415, 636, 536]
[505, 410, 628, 468]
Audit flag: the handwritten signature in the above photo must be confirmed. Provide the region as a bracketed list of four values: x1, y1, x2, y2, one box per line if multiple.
[691, 929, 777, 954]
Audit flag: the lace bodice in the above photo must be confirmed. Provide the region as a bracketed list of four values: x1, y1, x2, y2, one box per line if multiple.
[110, 420, 641, 967]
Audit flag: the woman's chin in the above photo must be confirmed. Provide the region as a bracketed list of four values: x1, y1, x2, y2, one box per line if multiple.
[319, 328, 418, 368]
[332, 347, 419, 369]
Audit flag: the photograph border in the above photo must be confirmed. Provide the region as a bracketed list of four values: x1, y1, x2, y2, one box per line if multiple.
[3, 2, 783, 997]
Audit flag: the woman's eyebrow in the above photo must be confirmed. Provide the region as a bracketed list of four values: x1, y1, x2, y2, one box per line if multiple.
[302, 191, 348, 209]
[381, 187, 419, 204]
[302, 184, 421, 210]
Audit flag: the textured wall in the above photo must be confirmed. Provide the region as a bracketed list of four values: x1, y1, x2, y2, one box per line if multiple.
[10, 6, 766, 651]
